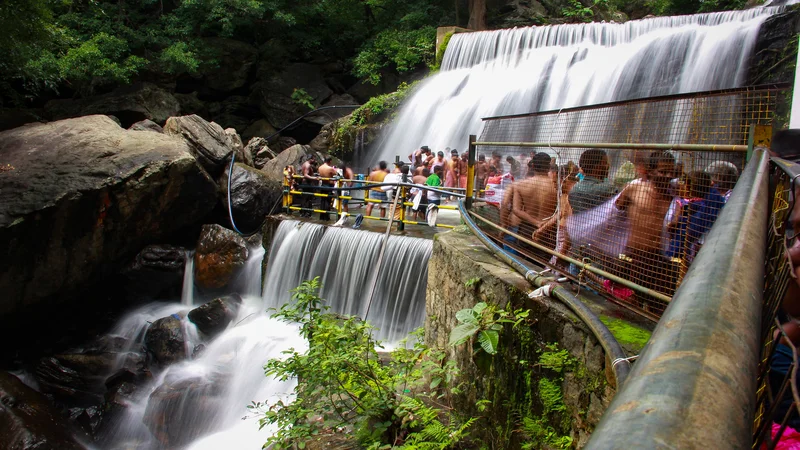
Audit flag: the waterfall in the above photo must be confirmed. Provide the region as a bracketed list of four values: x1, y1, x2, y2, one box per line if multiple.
[372, 6, 787, 165]
[181, 251, 195, 306]
[263, 220, 433, 343]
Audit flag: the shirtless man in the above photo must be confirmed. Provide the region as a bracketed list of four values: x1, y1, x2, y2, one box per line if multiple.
[408, 145, 430, 169]
[476, 155, 489, 196]
[411, 168, 429, 220]
[615, 151, 676, 293]
[458, 152, 468, 189]
[299, 156, 318, 217]
[444, 149, 460, 190]
[510, 152, 558, 245]
[317, 157, 337, 221]
[366, 161, 389, 218]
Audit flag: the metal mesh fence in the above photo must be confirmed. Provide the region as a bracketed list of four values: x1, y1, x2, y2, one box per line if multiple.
[753, 158, 797, 449]
[469, 85, 785, 319]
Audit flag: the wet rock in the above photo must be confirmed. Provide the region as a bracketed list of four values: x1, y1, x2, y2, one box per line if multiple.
[0, 371, 87, 450]
[128, 119, 163, 133]
[34, 347, 144, 406]
[94, 369, 150, 443]
[0, 115, 218, 328]
[44, 83, 180, 127]
[120, 244, 188, 302]
[144, 315, 188, 367]
[143, 376, 225, 447]
[241, 119, 277, 142]
[246, 137, 277, 169]
[70, 406, 102, 437]
[188, 294, 243, 338]
[225, 127, 253, 167]
[219, 163, 282, 232]
[194, 224, 249, 289]
[163, 114, 236, 176]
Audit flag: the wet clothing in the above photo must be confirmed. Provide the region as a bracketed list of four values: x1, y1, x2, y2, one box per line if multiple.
[569, 176, 618, 214]
[426, 173, 442, 203]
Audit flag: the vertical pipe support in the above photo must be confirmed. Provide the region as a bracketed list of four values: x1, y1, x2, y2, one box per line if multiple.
[466, 134, 477, 209]
[282, 172, 289, 213]
[398, 184, 406, 231]
[335, 178, 343, 219]
[747, 123, 756, 162]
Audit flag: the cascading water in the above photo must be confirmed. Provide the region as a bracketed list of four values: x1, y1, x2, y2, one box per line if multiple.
[89, 221, 432, 449]
[181, 251, 195, 306]
[372, 6, 788, 164]
[263, 220, 433, 343]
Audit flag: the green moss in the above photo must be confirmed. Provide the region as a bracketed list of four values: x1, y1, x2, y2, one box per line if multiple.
[600, 315, 651, 350]
[538, 378, 566, 415]
[538, 344, 575, 374]
[432, 31, 454, 71]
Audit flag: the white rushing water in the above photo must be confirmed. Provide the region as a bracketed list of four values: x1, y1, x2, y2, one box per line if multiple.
[371, 6, 786, 165]
[95, 222, 432, 449]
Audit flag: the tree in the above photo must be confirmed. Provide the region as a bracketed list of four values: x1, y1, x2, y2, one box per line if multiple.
[467, 0, 486, 30]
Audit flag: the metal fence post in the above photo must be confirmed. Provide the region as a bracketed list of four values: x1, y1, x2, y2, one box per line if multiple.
[466, 134, 477, 209]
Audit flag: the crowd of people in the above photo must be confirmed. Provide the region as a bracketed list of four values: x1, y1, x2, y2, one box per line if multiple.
[494, 148, 739, 303]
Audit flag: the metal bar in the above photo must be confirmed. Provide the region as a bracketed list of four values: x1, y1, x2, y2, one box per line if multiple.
[288, 206, 338, 215]
[473, 141, 749, 152]
[469, 211, 673, 304]
[748, 123, 756, 162]
[467, 134, 477, 208]
[587, 149, 770, 450]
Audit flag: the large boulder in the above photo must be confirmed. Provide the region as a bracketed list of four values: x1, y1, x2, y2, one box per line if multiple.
[194, 224, 249, 289]
[144, 315, 188, 367]
[143, 376, 224, 447]
[261, 144, 311, 184]
[201, 38, 258, 94]
[44, 83, 180, 128]
[219, 163, 282, 231]
[225, 128, 253, 167]
[241, 119, 277, 142]
[128, 119, 163, 133]
[0, 115, 218, 328]
[119, 245, 188, 302]
[188, 294, 243, 338]
[250, 63, 333, 141]
[163, 114, 236, 176]
[210, 95, 260, 134]
[0, 371, 87, 450]
[246, 137, 277, 169]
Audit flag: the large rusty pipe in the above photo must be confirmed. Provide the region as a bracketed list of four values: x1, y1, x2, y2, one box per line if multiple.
[586, 149, 770, 449]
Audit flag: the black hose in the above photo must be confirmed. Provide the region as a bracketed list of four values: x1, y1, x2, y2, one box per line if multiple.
[265, 105, 361, 142]
[458, 200, 630, 386]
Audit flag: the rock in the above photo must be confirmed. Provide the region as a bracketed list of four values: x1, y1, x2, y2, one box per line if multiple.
[129, 119, 163, 133]
[275, 136, 298, 152]
[194, 224, 249, 289]
[241, 119, 277, 142]
[261, 144, 311, 184]
[211, 95, 260, 133]
[305, 93, 360, 126]
[347, 71, 403, 104]
[202, 38, 258, 94]
[225, 128, 253, 167]
[144, 376, 224, 447]
[250, 63, 333, 141]
[163, 114, 236, 176]
[174, 91, 210, 118]
[188, 294, 243, 338]
[0, 371, 87, 450]
[144, 316, 188, 367]
[245, 137, 277, 169]
[120, 245, 188, 302]
[94, 369, 151, 443]
[0, 115, 218, 328]
[44, 83, 180, 127]
[748, 9, 800, 85]
[0, 108, 43, 132]
[309, 119, 339, 153]
[219, 163, 282, 231]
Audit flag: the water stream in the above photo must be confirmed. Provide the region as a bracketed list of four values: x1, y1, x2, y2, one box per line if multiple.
[94, 221, 431, 449]
[371, 6, 788, 165]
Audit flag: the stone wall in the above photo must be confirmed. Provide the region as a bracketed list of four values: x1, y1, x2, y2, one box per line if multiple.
[425, 228, 620, 448]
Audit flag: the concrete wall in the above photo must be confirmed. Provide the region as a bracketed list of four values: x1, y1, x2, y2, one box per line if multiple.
[425, 228, 621, 448]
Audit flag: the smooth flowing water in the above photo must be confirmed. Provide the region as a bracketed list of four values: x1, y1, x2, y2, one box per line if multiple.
[371, 6, 787, 164]
[93, 221, 431, 449]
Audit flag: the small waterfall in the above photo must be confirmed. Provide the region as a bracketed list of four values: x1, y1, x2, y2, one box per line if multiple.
[263, 220, 432, 343]
[181, 251, 195, 306]
[372, 6, 787, 165]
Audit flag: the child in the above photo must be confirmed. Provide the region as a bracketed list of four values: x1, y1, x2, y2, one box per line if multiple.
[666, 171, 711, 263]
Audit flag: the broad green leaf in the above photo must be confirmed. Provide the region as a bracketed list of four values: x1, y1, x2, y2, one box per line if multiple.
[477, 330, 499, 355]
[473, 302, 488, 315]
[430, 377, 442, 389]
[448, 322, 479, 347]
[455, 308, 478, 325]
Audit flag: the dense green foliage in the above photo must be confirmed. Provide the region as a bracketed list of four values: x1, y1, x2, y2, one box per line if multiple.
[448, 301, 529, 356]
[0, 0, 455, 104]
[254, 278, 480, 449]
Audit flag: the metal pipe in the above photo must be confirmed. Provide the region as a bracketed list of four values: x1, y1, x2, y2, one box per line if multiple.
[586, 149, 770, 449]
[458, 200, 631, 387]
[468, 211, 673, 304]
[467, 134, 477, 208]
[474, 141, 748, 152]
